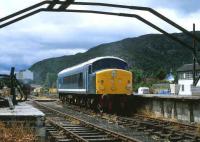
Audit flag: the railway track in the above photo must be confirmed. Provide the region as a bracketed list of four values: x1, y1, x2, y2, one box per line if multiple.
[58, 101, 200, 142]
[117, 115, 200, 142]
[33, 101, 141, 142]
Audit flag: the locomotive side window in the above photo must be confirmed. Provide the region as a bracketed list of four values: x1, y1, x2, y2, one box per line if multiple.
[92, 59, 128, 72]
[62, 73, 84, 89]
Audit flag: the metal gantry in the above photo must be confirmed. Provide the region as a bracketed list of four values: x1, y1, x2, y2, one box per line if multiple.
[0, 0, 199, 84]
[0, 67, 28, 109]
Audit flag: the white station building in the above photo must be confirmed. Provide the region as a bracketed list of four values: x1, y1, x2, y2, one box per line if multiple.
[16, 69, 34, 83]
[177, 63, 200, 95]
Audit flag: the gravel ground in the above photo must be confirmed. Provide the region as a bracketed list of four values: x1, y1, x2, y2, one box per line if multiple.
[37, 101, 158, 142]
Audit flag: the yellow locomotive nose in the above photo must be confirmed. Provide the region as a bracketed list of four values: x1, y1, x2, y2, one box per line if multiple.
[96, 69, 132, 95]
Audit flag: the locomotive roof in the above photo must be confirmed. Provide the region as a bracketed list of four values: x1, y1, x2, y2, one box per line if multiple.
[58, 56, 126, 76]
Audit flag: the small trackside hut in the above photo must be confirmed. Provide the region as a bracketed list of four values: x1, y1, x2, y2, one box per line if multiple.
[57, 56, 133, 113]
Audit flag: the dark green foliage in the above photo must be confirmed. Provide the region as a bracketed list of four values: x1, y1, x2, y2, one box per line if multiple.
[130, 67, 143, 83]
[29, 32, 200, 85]
[155, 68, 167, 80]
[44, 73, 57, 88]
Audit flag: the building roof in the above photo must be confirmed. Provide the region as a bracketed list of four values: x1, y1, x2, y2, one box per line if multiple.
[177, 63, 200, 72]
[58, 56, 126, 76]
[166, 73, 174, 82]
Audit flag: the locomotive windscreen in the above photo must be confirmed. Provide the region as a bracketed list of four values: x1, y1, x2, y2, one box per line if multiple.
[92, 58, 128, 72]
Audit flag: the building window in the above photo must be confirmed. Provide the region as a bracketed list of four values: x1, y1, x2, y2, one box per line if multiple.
[178, 73, 184, 79]
[196, 71, 200, 78]
[185, 72, 192, 80]
[182, 85, 184, 91]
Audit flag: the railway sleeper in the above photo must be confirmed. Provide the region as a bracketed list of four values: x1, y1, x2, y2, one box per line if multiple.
[127, 124, 140, 129]
[77, 132, 104, 136]
[81, 135, 111, 139]
[63, 127, 89, 130]
[47, 131, 71, 142]
[169, 134, 182, 141]
[69, 130, 99, 133]
[137, 126, 146, 131]
[61, 124, 81, 127]
[56, 139, 73, 142]
[183, 134, 200, 141]
[47, 131, 66, 138]
[86, 138, 119, 142]
[72, 130, 101, 134]
[69, 129, 94, 132]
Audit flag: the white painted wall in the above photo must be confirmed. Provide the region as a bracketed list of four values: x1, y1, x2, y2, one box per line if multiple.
[178, 80, 193, 95]
[178, 79, 200, 95]
[16, 70, 33, 80]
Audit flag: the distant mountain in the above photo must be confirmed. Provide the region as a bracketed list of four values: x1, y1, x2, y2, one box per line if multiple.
[29, 32, 200, 85]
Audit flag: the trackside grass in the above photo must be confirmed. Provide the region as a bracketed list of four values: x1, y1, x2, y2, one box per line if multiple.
[0, 121, 37, 142]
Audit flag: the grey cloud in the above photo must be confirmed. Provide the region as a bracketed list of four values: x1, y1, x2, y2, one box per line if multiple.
[147, 0, 200, 13]
[0, 0, 199, 74]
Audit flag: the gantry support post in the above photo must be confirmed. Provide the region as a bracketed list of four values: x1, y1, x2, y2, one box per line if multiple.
[193, 24, 196, 86]
[10, 67, 17, 105]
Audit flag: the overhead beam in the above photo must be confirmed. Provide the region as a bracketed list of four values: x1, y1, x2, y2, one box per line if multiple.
[0, 7, 193, 51]
[1, 1, 200, 85]
[58, 0, 74, 10]
[0, 1, 49, 22]
[47, 0, 59, 10]
[0, 1, 199, 43]
[46, 9, 193, 50]
[72, 2, 200, 43]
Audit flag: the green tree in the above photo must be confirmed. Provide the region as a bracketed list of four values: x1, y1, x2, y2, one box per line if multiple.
[44, 73, 57, 88]
[130, 67, 143, 84]
[129, 67, 145, 91]
[156, 68, 167, 80]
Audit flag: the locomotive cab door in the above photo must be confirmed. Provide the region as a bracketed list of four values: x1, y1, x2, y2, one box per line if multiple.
[85, 65, 91, 93]
[87, 65, 96, 94]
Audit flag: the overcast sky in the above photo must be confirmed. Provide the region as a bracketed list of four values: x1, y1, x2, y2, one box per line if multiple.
[0, 0, 200, 73]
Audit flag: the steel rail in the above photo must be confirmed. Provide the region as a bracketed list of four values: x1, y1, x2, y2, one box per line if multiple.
[117, 115, 200, 140]
[47, 118, 88, 142]
[34, 101, 141, 142]
[57, 99, 200, 140]
[134, 114, 197, 129]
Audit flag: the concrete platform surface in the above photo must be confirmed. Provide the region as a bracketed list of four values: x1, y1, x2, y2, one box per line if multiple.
[0, 102, 45, 116]
[134, 94, 200, 100]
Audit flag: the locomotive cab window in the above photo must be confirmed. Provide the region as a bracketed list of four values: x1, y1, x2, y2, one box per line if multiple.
[92, 58, 128, 72]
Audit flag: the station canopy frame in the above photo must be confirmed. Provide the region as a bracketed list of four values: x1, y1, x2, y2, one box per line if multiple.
[0, 0, 200, 85]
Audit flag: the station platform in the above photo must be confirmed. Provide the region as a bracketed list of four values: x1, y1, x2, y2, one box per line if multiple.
[133, 94, 200, 100]
[132, 94, 200, 123]
[0, 101, 44, 117]
[0, 101, 45, 141]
